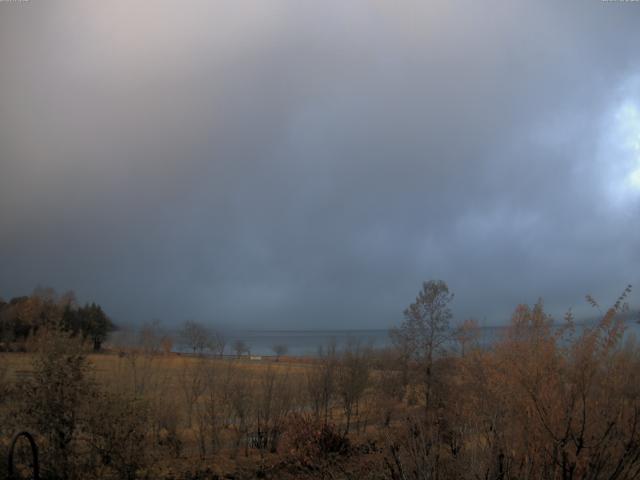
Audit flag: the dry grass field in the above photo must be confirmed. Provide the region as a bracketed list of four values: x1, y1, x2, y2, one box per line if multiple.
[0, 346, 394, 479]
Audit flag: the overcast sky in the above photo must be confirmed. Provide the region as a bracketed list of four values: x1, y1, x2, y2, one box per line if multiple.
[1, 0, 640, 329]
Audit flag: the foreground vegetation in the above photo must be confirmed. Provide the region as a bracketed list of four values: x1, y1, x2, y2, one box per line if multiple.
[1, 282, 639, 479]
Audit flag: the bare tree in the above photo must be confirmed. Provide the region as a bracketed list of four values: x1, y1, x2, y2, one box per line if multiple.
[121, 320, 166, 395]
[306, 339, 338, 425]
[194, 361, 225, 457]
[228, 368, 253, 457]
[254, 365, 294, 452]
[272, 344, 288, 361]
[391, 280, 453, 412]
[139, 319, 165, 355]
[337, 339, 371, 434]
[178, 358, 207, 428]
[160, 334, 174, 355]
[453, 318, 480, 357]
[181, 320, 212, 355]
[375, 351, 406, 428]
[234, 339, 249, 358]
[212, 329, 226, 357]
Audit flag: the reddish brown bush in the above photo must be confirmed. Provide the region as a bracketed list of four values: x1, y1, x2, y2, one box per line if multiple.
[281, 414, 351, 467]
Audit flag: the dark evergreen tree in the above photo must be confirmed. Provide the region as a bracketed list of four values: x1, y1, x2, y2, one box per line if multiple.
[78, 303, 115, 351]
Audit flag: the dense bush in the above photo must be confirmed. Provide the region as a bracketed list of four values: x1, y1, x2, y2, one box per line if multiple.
[282, 414, 350, 465]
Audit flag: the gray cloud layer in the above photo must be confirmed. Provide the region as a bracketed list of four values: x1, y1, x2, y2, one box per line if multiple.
[1, 0, 640, 328]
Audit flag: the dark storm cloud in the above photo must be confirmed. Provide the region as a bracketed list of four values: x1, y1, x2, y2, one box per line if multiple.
[1, 0, 639, 328]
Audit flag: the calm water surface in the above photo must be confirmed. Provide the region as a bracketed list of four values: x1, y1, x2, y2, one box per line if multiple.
[226, 320, 640, 357]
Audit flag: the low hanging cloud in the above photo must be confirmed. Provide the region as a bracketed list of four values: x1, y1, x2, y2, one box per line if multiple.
[1, 0, 639, 328]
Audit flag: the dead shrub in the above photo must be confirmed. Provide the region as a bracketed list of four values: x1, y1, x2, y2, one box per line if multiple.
[281, 414, 350, 468]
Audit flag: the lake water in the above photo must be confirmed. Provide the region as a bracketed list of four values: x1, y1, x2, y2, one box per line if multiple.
[222, 319, 640, 357]
[223, 327, 504, 356]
